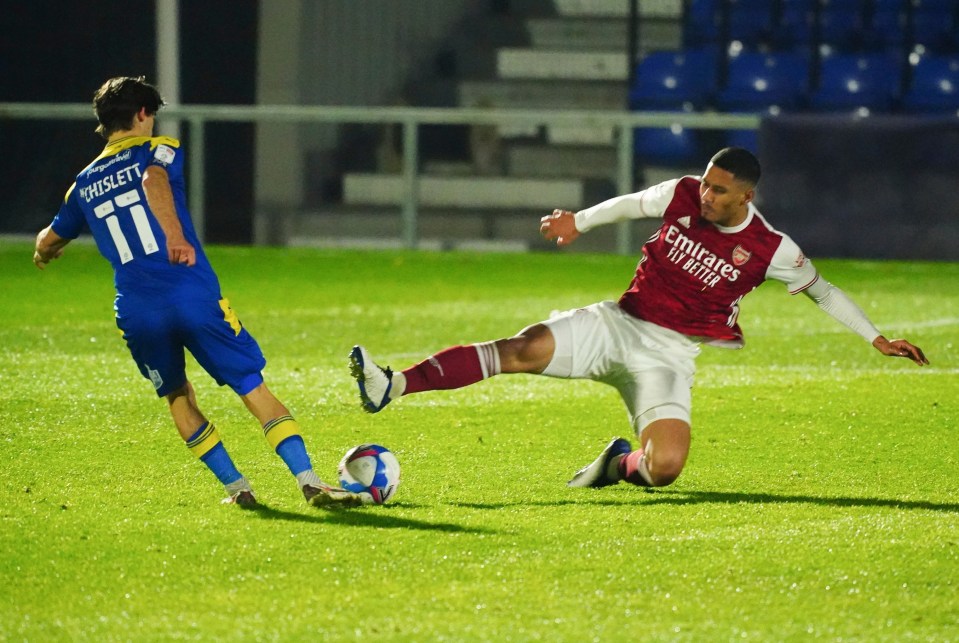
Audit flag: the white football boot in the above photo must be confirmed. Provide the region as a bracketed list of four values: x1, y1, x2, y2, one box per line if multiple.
[567, 437, 632, 488]
[349, 345, 394, 413]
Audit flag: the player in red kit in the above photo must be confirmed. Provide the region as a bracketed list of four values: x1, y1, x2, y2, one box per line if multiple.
[349, 148, 928, 490]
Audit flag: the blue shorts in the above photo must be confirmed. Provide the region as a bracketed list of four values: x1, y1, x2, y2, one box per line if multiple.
[117, 297, 267, 397]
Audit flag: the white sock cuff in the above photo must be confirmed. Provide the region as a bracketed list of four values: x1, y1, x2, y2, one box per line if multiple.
[296, 469, 322, 488]
[225, 477, 253, 494]
[473, 341, 501, 379]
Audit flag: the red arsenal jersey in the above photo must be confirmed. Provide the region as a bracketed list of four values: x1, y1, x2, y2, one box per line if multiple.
[575, 176, 819, 347]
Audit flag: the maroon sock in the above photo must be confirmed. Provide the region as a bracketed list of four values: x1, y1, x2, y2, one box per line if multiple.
[618, 450, 653, 487]
[402, 345, 492, 394]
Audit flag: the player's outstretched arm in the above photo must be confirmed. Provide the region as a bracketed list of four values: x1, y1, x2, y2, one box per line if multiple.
[33, 225, 71, 270]
[872, 336, 929, 366]
[801, 278, 929, 367]
[540, 209, 580, 247]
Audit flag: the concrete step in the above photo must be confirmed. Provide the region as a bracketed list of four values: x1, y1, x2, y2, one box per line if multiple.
[552, 0, 682, 18]
[343, 173, 584, 209]
[547, 125, 616, 145]
[422, 145, 619, 181]
[287, 205, 651, 254]
[497, 48, 630, 81]
[459, 79, 626, 110]
[507, 143, 619, 179]
[526, 17, 682, 52]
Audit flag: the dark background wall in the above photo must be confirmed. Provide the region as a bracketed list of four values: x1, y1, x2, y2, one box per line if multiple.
[759, 115, 959, 261]
[0, 0, 257, 243]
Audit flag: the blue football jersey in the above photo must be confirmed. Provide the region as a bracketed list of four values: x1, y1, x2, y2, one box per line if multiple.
[51, 136, 221, 316]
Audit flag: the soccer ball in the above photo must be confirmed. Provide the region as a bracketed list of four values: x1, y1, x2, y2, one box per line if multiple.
[337, 444, 400, 504]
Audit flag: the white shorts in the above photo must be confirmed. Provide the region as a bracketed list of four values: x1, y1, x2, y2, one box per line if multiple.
[540, 301, 701, 433]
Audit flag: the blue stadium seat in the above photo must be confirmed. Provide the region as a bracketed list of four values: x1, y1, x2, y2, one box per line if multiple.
[911, 9, 958, 53]
[910, 0, 954, 11]
[716, 52, 810, 111]
[771, 1, 815, 50]
[684, 0, 721, 47]
[817, 0, 865, 10]
[629, 48, 719, 110]
[634, 110, 703, 167]
[727, 5, 774, 49]
[862, 8, 907, 51]
[901, 54, 959, 112]
[873, 0, 905, 8]
[724, 126, 759, 154]
[817, 6, 864, 51]
[807, 54, 901, 112]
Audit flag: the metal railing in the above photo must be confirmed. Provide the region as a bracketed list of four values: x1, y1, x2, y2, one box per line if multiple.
[0, 103, 759, 253]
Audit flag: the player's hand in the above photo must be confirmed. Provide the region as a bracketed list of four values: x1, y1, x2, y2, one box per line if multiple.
[540, 209, 580, 246]
[872, 336, 929, 366]
[33, 247, 63, 270]
[167, 237, 196, 266]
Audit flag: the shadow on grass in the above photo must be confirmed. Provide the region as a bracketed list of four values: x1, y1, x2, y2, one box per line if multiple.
[454, 489, 959, 513]
[644, 489, 959, 513]
[245, 503, 497, 533]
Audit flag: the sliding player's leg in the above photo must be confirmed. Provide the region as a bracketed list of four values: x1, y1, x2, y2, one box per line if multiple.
[567, 418, 690, 488]
[349, 322, 556, 413]
[567, 310, 699, 490]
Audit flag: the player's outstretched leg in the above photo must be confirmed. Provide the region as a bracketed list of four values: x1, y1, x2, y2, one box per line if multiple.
[567, 437, 633, 488]
[350, 345, 394, 413]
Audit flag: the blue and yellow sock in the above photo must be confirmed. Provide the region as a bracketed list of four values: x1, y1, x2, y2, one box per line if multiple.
[263, 415, 313, 476]
[185, 422, 243, 485]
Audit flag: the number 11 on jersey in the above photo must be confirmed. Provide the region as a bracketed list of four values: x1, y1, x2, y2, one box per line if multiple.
[93, 189, 160, 264]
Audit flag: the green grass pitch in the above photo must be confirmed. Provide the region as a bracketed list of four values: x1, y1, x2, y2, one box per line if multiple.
[1, 239, 957, 640]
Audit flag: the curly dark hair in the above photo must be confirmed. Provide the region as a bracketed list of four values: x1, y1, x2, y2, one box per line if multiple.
[92, 76, 165, 139]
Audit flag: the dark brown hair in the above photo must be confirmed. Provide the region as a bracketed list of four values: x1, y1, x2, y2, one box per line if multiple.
[92, 76, 165, 139]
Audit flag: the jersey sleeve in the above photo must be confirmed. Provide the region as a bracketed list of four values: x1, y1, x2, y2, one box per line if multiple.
[574, 178, 680, 233]
[147, 136, 183, 179]
[766, 233, 820, 294]
[50, 183, 86, 240]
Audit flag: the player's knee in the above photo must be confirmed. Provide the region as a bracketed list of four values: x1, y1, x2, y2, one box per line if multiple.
[648, 448, 687, 486]
[165, 382, 191, 404]
[649, 462, 684, 486]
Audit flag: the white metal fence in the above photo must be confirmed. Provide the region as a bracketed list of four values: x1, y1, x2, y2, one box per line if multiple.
[0, 103, 759, 253]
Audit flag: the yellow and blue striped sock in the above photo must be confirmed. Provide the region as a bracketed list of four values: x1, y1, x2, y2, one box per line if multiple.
[263, 415, 313, 476]
[186, 422, 242, 485]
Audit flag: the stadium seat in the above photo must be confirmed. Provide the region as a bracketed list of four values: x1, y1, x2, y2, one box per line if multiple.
[807, 54, 901, 112]
[629, 48, 719, 110]
[724, 126, 759, 154]
[911, 9, 958, 54]
[861, 8, 907, 51]
[684, 0, 721, 47]
[771, 1, 815, 51]
[634, 109, 703, 167]
[726, 5, 774, 49]
[715, 51, 810, 111]
[910, 0, 954, 12]
[901, 54, 959, 112]
[816, 0, 865, 10]
[817, 6, 864, 51]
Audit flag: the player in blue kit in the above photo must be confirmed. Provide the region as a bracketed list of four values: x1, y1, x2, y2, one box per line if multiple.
[33, 76, 360, 509]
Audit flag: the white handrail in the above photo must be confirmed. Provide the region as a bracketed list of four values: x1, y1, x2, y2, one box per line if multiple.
[0, 103, 759, 252]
